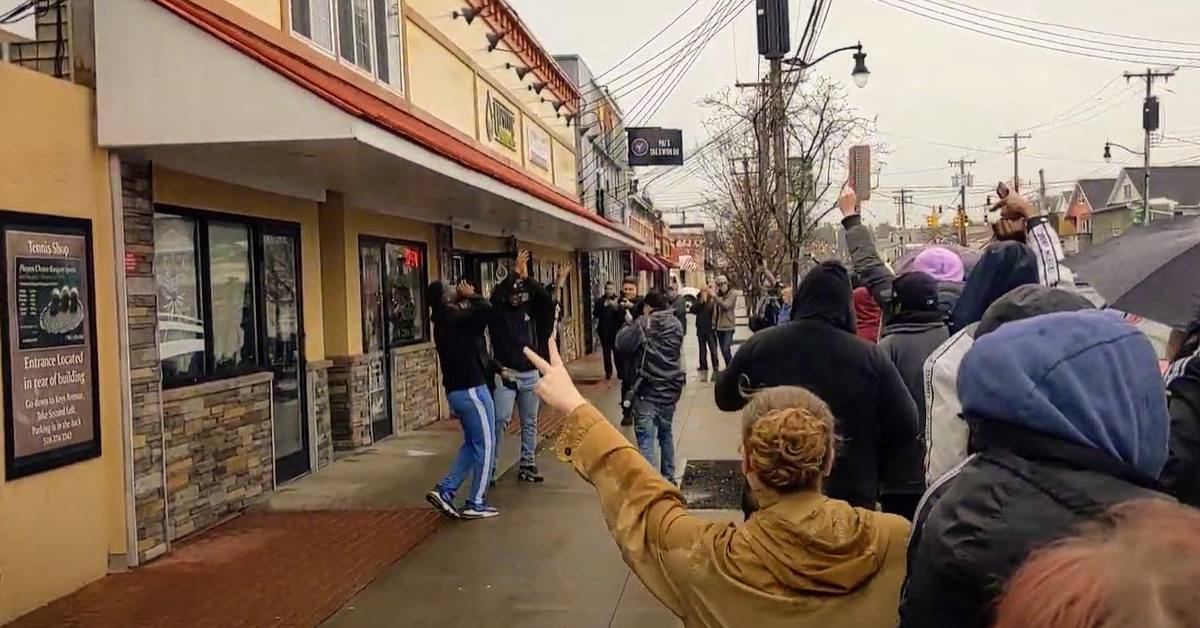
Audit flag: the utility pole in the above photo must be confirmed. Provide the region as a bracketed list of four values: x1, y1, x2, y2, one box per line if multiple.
[1038, 168, 1049, 215]
[949, 157, 976, 246]
[998, 131, 1032, 191]
[893, 189, 912, 247]
[1124, 67, 1177, 223]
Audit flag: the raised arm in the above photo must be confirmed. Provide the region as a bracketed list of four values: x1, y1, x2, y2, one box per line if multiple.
[523, 340, 711, 618]
[837, 183, 895, 309]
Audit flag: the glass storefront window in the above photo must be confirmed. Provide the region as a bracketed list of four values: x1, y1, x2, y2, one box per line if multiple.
[154, 214, 205, 381]
[384, 242, 425, 345]
[207, 222, 257, 374]
[360, 243, 385, 353]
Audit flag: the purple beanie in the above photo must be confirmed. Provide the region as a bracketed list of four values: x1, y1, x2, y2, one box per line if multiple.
[911, 247, 965, 282]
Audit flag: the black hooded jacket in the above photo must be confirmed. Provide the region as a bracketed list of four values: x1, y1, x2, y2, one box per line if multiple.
[715, 262, 920, 509]
[427, 282, 493, 392]
[948, 241, 1039, 334]
[1163, 333, 1200, 507]
[488, 275, 555, 372]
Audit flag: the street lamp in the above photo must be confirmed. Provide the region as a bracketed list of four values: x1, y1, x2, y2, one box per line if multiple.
[1103, 140, 1143, 163]
[784, 42, 870, 89]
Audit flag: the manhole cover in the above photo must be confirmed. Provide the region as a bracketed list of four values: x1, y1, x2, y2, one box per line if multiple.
[680, 459, 744, 510]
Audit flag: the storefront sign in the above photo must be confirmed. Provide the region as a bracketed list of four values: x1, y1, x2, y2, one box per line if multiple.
[627, 127, 684, 166]
[486, 92, 517, 151]
[2, 218, 100, 480]
[525, 124, 551, 171]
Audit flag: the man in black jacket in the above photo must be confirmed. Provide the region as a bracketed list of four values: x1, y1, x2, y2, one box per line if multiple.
[616, 289, 686, 479]
[715, 261, 919, 511]
[615, 277, 643, 426]
[876, 271, 948, 519]
[900, 311, 1172, 628]
[488, 250, 555, 484]
[592, 281, 623, 380]
[1162, 319, 1200, 507]
[425, 279, 499, 520]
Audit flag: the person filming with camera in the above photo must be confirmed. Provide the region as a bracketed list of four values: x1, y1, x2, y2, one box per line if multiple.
[615, 289, 686, 480]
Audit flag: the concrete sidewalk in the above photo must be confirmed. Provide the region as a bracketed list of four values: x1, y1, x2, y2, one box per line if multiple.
[322, 331, 746, 628]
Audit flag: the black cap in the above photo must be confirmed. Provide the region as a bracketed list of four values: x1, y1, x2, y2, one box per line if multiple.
[894, 272, 939, 312]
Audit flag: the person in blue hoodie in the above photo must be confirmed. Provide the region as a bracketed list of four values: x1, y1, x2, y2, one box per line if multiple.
[899, 310, 1173, 628]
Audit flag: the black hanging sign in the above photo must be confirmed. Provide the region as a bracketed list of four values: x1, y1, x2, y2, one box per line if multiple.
[627, 127, 684, 167]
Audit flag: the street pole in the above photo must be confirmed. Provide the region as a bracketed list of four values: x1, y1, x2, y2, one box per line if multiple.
[1124, 67, 1176, 223]
[1038, 168, 1048, 214]
[949, 158, 976, 246]
[999, 132, 1031, 192]
[768, 57, 794, 286]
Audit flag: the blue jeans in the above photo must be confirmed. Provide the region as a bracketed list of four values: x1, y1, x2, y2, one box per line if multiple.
[716, 330, 735, 367]
[436, 385, 496, 509]
[633, 399, 677, 479]
[494, 370, 541, 469]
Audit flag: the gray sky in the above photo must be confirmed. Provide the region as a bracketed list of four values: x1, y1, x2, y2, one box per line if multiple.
[508, 0, 1200, 225]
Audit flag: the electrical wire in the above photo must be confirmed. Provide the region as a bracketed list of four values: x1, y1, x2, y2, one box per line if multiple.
[871, 0, 1200, 68]
[594, 0, 707, 80]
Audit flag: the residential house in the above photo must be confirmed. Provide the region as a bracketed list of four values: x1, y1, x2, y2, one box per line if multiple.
[1095, 166, 1200, 245]
[1064, 178, 1115, 252]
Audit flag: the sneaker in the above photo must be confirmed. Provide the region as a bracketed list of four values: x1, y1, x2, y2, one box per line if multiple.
[518, 466, 545, 483]
[461, 504, 500, 519]
[426, 489, 460, 519]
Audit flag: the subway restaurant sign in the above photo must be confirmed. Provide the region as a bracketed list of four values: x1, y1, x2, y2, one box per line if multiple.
[2, 217, 100, 480]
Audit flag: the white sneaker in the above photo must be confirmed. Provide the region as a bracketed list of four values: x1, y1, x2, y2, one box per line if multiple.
[461, 504, 500, 520]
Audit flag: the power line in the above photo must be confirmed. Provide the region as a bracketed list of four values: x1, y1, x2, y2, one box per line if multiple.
[594, 0, 707, 80]
[871, 0, 1200, 68]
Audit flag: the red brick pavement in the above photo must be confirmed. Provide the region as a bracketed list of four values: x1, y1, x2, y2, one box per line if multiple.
[7, 510, 442, 628]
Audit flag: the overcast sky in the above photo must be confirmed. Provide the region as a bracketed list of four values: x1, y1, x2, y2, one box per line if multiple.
[508, 0, 1200, 225]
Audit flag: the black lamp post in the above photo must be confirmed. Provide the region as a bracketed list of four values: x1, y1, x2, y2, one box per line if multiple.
[784, 42, 870, 88]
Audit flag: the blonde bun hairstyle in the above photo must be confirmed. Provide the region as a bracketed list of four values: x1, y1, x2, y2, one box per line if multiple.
[741, 386, 836, 493]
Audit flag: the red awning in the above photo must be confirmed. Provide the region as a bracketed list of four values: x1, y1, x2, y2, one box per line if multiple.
[656, 255, 679, 269]
[632, 250, 665, 272]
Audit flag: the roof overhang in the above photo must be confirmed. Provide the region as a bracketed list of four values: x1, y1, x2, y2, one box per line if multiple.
[93, 0, 641, 251]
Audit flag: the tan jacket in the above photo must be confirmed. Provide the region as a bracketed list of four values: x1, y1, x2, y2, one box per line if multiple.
[714, 288, 739, 331]
[558, 403, 911, 628]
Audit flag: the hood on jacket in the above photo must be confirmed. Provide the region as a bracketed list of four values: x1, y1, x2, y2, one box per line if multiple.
[975, 284, 1095, 338]
[949, 241, 1039, 333]
[912, 247, 965, 282]
[738, 494, 892, 594]
[959, 310, 1170, 478]
[936, 281, 963, 315]
[791, 262, 856, 334]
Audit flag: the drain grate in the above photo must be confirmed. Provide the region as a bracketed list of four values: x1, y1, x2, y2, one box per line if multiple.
[679, 459, 745, 510]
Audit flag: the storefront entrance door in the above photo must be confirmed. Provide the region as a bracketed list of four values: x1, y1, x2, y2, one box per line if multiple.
[260, 226, 309, 483]
[358, 241, 391, 442]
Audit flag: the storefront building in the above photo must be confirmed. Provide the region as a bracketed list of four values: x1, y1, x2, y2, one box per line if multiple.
[0, 0, 641, 620]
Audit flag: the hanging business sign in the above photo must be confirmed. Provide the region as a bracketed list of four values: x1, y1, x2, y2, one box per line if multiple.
[2, 217, 100, 480]
[627, 127, 684, 167]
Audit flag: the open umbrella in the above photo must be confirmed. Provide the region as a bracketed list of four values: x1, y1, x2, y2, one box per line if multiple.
[1064, 214, 1200, 329]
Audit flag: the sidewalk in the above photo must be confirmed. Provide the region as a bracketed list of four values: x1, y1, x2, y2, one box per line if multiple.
[321, 333, 744, 628]
[6, 354, 615, 628]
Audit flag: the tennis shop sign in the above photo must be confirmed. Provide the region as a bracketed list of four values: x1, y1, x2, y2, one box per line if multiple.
[627, 127, 684, 166]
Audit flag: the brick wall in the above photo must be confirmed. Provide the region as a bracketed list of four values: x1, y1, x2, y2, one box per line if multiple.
[119, 161, 170, 563]
[328, 353, 376, 451]
[307, 360, 333, 469]
[389, 345, 440, 433]
[160, 372, 274, 541]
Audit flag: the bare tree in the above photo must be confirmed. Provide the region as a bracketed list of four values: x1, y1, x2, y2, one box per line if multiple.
[698, 77, 884, 288]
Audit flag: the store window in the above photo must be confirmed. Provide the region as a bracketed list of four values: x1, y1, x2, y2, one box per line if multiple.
[291, 0, 403, 91]
[153, 208, 286, 387]
[359, 237, 428, 351]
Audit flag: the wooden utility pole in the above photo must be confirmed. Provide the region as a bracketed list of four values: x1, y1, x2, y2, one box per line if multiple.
[999, 131, 1032, 191]
[1124, 67, 1177, 223]
[893, 189, 913, 247]
[949, 158, 976, 246]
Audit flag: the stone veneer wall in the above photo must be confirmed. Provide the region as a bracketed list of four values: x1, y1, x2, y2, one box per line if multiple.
[328, 353, 377, 451]
[307, 360, 333, 469]
[390, 344, 441, 433]
[160, 372, 274, 541]
[119, 161, 170, 563]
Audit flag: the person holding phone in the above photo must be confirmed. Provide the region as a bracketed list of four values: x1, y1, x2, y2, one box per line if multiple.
[425, 279, 498, 520]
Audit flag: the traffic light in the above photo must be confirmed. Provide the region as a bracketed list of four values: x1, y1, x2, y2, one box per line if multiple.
[927, 212, 940, 227]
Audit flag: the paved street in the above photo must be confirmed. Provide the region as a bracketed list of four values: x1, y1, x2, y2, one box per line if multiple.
[323, 333, 745, 628]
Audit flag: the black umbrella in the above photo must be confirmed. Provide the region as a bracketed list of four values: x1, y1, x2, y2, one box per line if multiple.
[1064, 214, 1200, 329]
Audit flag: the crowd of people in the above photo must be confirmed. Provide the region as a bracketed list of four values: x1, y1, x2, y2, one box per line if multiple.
[491, 179, 1200, 627]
